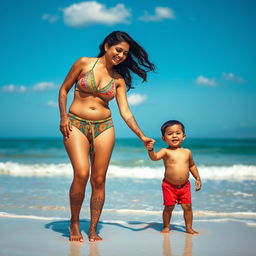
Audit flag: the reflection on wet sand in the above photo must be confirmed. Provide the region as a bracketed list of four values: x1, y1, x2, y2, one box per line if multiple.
[88, 242, 101, 256]
[69, 241, 100, 256]
[69, 242, 83, 256]
[47, 220, 193, 256]
[163, 233, 193, 256]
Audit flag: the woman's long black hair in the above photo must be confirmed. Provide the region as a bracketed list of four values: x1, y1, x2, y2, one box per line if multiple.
[97, 31, 156, 91]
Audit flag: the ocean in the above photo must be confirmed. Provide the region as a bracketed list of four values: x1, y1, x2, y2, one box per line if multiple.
[0, 138, 256, 227]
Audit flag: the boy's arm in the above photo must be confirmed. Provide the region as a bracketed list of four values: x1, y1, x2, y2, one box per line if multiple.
[148, 148, 166, 161]
[188, 150, 202, 191]
[146, 141, 166, 161]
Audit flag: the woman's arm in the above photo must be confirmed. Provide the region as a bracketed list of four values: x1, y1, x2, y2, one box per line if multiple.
[115, 78, 154, 145]
[58, 57, 86, 138]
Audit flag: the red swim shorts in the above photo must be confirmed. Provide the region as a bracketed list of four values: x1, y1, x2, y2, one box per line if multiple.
[162, 179, 192, 206]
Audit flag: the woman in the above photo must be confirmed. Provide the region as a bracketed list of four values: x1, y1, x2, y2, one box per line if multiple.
[58, 31, 155, 242]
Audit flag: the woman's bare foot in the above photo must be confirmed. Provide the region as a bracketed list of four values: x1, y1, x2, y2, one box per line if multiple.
[160, 227, 170, 233]
[186, 228, 199, 235]
[70, 221, 84, 242]
[89, 229, 103, 242]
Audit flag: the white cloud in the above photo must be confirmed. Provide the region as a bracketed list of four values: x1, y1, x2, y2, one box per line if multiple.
[2, 84, 27, 93]
[47, 100, 58, 108]
[139, 7, 175, 22]
[222, 72, 245, 83]
[42, 14, 59, 23]
[127, 93, 147, 106]
[62, 1, 131, 27]
[33, 82, 56, 91]
[223, 72, 234, 80]
[196, 75, 217, 86]
[1, 81, 57, 93]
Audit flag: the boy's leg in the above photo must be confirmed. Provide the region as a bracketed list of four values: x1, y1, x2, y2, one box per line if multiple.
[161, 205, 175, 233]
[181, 204, 198, 234]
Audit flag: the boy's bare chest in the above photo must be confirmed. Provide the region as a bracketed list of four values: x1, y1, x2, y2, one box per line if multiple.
[165, 151, 189, 165]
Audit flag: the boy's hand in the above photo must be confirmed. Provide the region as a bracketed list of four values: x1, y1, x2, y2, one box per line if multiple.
[195, 179, 202, 191]
[141, 136, 155, 148]
[146, 141, 155, 151]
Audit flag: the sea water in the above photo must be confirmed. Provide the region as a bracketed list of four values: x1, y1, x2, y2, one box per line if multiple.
[0, 138, 256, 226]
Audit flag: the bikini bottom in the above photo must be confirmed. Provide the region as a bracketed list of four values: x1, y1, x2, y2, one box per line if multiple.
[68, 112, 114, 160]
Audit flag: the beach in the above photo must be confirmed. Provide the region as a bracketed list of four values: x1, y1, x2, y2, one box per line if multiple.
[0, 215, 255, 256]
[0, 138, 256, 255]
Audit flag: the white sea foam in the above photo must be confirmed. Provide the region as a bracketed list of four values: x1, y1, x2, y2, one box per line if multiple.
[104, 209, 256, 218]
[108, 165, 256, 181]
[232, 191, 254, 197]
[104, 209, 161, 216]
[1, 211, 255, 227]
[1, 162, 256, 180]
[0, 211, 64, 221]
[0, 162, 72, 177]
[194, 218, 256, 227]
[2, 210, 255, 220]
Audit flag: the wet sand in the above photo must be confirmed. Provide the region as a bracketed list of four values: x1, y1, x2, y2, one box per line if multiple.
[0, 216, 255, 256]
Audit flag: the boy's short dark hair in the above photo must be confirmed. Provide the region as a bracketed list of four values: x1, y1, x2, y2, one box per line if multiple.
[161, 120, 185, 136]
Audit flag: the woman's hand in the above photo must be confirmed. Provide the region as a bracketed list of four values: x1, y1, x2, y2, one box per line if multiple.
[146, 141, 154, 151]
[140, 135, 155, 148]
[59, 116, 72, 139]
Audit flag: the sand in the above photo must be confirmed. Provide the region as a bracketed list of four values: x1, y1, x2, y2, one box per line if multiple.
[0, 216, 255, 256]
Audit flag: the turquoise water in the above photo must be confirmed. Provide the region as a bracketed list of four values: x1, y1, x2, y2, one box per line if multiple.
[1, 138, 256, 165]
[0, 138, 256, 225]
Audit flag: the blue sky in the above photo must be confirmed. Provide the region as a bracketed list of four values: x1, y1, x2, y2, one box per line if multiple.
[0, 0, 255, 138]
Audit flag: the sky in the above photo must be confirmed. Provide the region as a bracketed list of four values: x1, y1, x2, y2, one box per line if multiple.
[0, 0, 256, 138]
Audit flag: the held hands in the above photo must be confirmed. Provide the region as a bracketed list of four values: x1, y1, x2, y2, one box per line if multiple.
[195, 179, 202, 191]
[146, 141, 155, 151]
[59, 116, 72, 139]
[141, 136, 155, 149]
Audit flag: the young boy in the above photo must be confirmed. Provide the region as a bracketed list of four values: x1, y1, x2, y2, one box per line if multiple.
[147, 120, 202, 234]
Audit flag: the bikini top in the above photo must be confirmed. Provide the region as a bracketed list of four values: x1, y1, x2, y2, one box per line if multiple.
[75, 58, 116, 102]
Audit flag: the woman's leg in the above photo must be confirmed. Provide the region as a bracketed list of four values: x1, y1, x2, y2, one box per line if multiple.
[89, 127, 115, 241]
[64, 126, 90, 242]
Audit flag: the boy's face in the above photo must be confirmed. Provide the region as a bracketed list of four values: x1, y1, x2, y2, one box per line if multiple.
[162, 124, 186, 148]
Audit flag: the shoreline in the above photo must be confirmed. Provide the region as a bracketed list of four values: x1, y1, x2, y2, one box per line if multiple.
[0, 216, 255, 256]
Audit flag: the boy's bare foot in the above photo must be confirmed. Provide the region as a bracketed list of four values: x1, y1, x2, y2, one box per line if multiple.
[70, 222, 84, 242]
[160, 227, 170, 233]
[89, 229, 103, 242]
[186, 228, 199, 235]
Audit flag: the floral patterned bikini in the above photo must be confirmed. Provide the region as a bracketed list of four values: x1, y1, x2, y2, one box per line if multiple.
[68, 58, 115, 159]
[75, 58, 116, 102]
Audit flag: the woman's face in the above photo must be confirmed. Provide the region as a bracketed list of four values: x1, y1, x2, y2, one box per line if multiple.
[105, 41, 130, 65]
